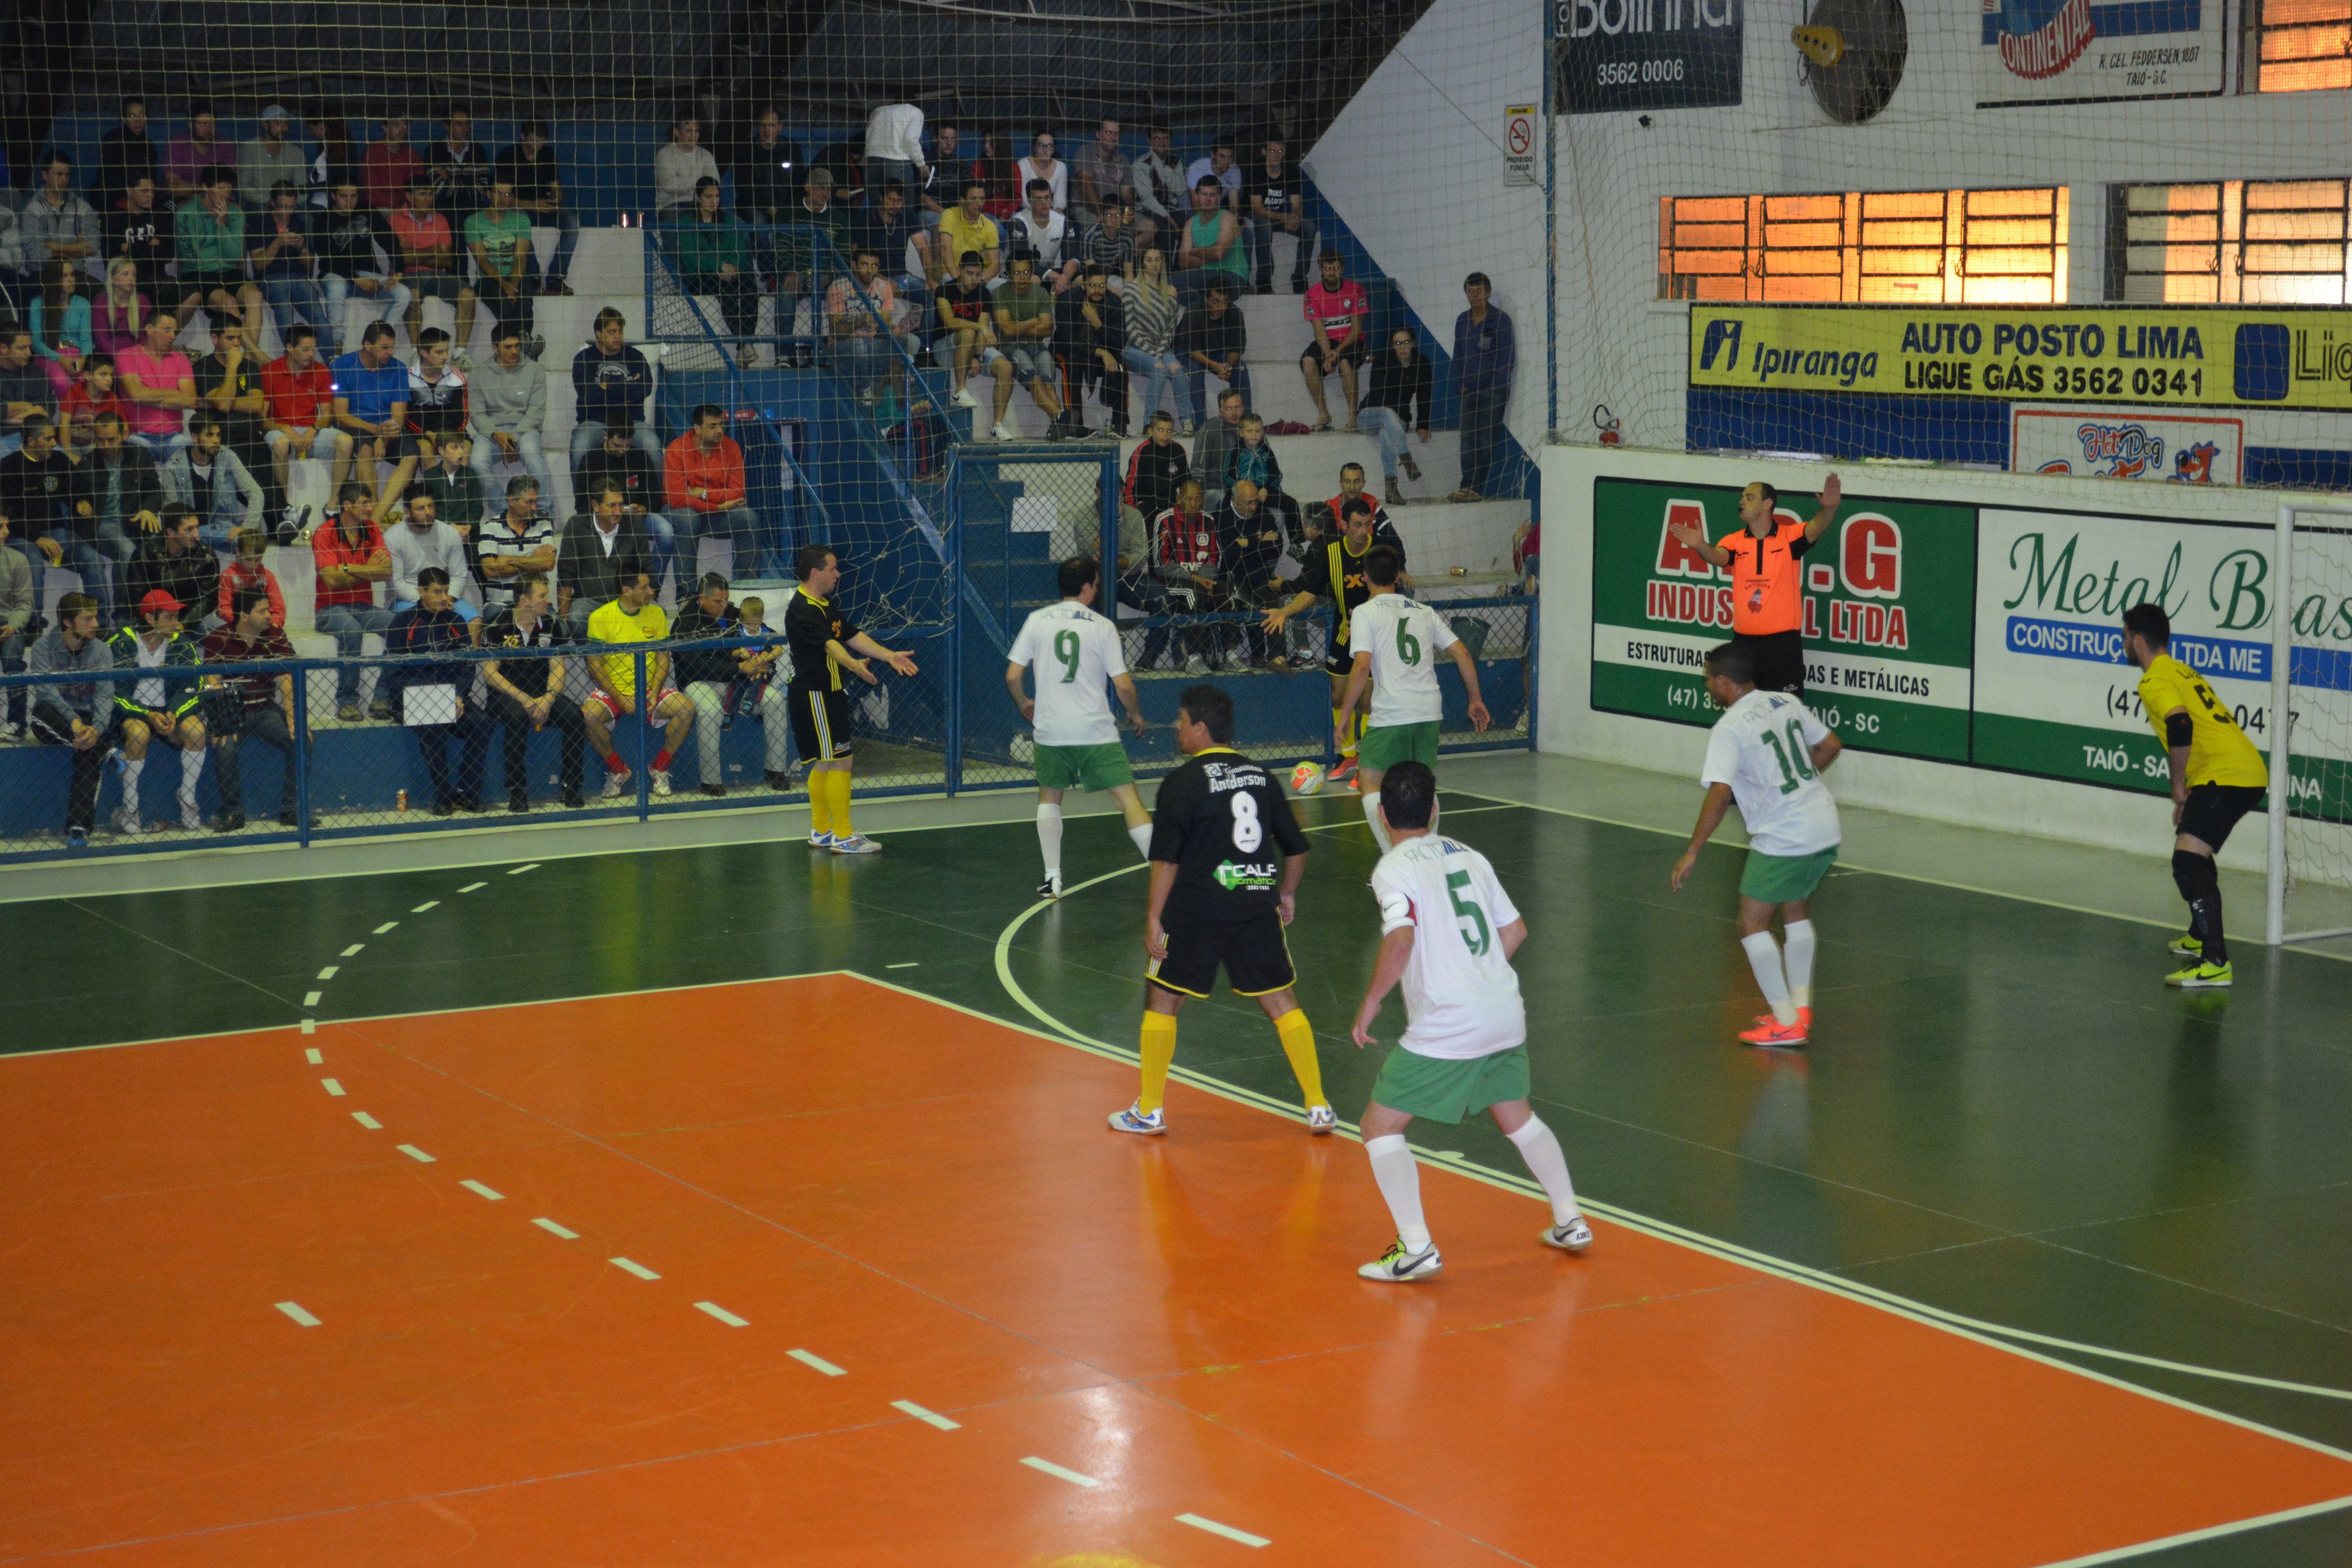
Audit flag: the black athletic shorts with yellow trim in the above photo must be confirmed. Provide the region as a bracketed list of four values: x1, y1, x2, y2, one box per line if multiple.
[788, 685, 854, 762]
[2180, 781, 2264, 851]
[1148, 911, 1296, 999]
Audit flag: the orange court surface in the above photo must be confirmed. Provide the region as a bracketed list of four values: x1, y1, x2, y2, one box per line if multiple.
[5, 973, 2348, 1566]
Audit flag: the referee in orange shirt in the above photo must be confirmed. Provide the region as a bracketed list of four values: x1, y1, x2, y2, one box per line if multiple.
[1668, 472, 1841, 696]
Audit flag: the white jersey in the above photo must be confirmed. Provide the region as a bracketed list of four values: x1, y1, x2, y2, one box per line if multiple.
[1700, 689, 1842, 857]
[1008, 600, 1128, 748]
[1369, 834, 1526, 1060]
[1348, 592, 1457, 729]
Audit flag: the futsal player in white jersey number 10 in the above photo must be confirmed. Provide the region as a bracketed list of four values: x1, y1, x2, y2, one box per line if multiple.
[1005, 555, 1154, 899]
[1349, 761, 1592, 1283]
[1671, 641, 1844, 1050]
[1334, 543, 1489, 853]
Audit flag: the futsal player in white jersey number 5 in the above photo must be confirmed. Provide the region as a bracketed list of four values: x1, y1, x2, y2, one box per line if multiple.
[1349, 761, 1591, 1283]
[1334, 543, 1488, 852]
[1671, 640, 1844, 1050]
[1005, 555, 1154, 898]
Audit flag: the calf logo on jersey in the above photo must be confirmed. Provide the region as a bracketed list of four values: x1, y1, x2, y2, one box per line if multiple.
[1213, 860, 1278, 891]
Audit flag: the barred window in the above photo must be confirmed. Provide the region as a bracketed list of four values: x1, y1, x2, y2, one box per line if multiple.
[1659, 188, 2070, 304]
[2246, 0, 2352, 93]
[2109, 180, 2351, 303]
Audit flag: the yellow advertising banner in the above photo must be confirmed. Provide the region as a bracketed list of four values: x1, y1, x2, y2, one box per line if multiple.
[1687, 305, 2352, 411]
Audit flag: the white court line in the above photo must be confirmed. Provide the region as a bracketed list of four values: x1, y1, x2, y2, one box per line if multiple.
[1176, 1514, 1271, 1548]
[886, 962, 920, 969]
[2033, 1495, 2352, 1566]
[304, 1048, 322, 1064]
[341, 944, 365, 957]
[411, 901, 439, 913]
[319, 1078, 344, 1096]
[351, 1111, 381, 1129]
[507, 863, 541, 875]
[274, 1301, 321, 1327]
[532, 1218, 579, 1239]
[458, 882, 487, 893]
[787, 1348, 846, 1377]
[299, 1018, 315, 1035]
[1019, 1457, 1098, 1488]
[891, 1399, 960, 1430]
[609, 1257, 661, 1281]
[316, 965, 339, 981]
[374, 921, 399, 934]
[301, 991, 321, 1007]
[396, 1143, 435, 1163]
[459, 1180, 504, 1201]
[694, 1301, 749, 1327]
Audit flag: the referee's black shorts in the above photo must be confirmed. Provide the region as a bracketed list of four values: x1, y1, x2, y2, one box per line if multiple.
[788, 685, 854, 762]
[2180, 782, 2264, 850]
[1736, 630, 1806, 696]
[1149, 910, 1296, 999]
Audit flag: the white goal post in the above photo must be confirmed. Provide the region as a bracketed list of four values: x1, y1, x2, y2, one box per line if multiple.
[2266, 504, 2352, 949]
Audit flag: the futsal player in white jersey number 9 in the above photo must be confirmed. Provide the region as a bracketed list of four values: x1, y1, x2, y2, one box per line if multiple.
[1671, 640, 1844, 1050]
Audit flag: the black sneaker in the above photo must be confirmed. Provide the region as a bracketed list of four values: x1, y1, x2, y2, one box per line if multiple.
[561, 786, 586, 809]
[454, 796, 485, 814]
[215, 811, 247, 833]
[508, 789, 530, 813]
[277, 809, 297, 826]
[699, 782, 726, 797]
[430, 799, 456, 817]
[369, 699, 393, 720]
[764, 769, 790, 790]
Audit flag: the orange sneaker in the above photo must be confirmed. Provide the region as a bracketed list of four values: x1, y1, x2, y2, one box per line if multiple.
[1751, 1007, 1813, 1034]
[1738, 1015, 1809, 1049]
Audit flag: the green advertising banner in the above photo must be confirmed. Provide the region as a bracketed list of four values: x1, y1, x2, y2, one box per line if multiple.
[1588, 477, 1977, 762]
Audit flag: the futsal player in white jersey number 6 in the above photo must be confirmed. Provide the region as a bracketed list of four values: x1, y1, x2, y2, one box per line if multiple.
[1334, 544, 1488, 851]
[1671, 641, 1843, 1049]
[1005, 555, 1155, 898]
[1350, 761, 1591, 1282]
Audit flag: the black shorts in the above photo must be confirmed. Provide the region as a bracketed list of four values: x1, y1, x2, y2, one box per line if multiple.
[1149, 910, 1296, 999]
[788, 685, 853, 761]
[2180, 782, 2264, 850]
[1305, 335, 1367, 370]
[1737, 630, 1806, 695]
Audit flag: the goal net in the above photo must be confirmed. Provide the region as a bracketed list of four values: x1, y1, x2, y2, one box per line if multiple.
[2272, 510, 2352, 947]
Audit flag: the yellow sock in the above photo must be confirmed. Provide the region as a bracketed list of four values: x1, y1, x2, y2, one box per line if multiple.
[1273, 1008, 1326, 1108]
[1138, 1012, 1178, 1114]
[809, 767, 835, 838]
[825, 767, 855, 838]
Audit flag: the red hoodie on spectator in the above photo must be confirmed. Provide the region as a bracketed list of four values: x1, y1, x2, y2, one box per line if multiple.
[664, 433, 747, 514]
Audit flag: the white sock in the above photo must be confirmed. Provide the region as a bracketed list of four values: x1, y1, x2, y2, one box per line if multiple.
[1364, 1133, 1430, 1250]
[1782, 920, 1817, 1008]
[1506, 1114, 1581, 1227]
[118, 756, 144, 813]
[1742, 930, 1797, 1026]
[180, 745, 205, 808]
[1035, 802, 1063, 880]
[1127, 821, 1153, 861]
[1361, 790, 1392, 852]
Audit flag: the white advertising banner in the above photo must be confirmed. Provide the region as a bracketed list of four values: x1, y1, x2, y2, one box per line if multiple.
[2010, 408, 2243, 485]
[1978, 0, 2227, 106]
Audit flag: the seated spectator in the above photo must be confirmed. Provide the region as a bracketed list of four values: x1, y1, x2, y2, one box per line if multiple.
[383, 564, 490, 813]
[261, 324, 353, 498]
[175, 166, 264, 336]
[192, 320, 270, 489]
[919, 121, 960, 226]
[1300, 250, 1370, 431]
[359, 114, 423, 214]
[576, 418, 672, 583]
[555, 479, 653, 637]
[1174, 177, 1247, 308]
[1214, 479, 1292, 665]
[310, 480, 392, 720]
[1192, 385, 1247, 508]
[379, 325, 469, 514]
[990, 256, 1067, 436]
[467, 325, 551, 494]
[824, 247, 915, 404]
[425, 108, 493, 229]
[811, 140, 867, 209]
[1120, 248, 1185, 435]
[385, 490, 476, 618]
[970, 130, 1022, 218]
[480, 569, 586, 811]
[850, 183, 929, 307]
[1185, 140, 1242, 211]
[163, 418, 265, 552]
[583, 566, 695, 798]
[251, 181, 326, 344]
[116, 310, 195, 461]
[94, 96, 160, 214]
[81, 412, 164, 572]
[1122, 407, 1191, 522]
[105, 588, 211, 834]
[466, 178, 538, 350]
[22, 152, 100, 279]
[200, 584, 302, 831]
[1076, 200, 1135, 291]
[27, 592, 111, 846]
[126, 505, 222, 632]
[215, 525, 286, 630]
[417, 429, 486, 546]
[676, 177, 759, 367]
[1361, 327, 1432, 504]
[0, 506, 25, 733]
[732, 107, 804, 227]
[0, 325, 52, 459]
[675, 571, 789, 795]
[933, 181, 1002, 288]
[390, 180, 476, 358]
[1055, 263, 1126, 437]
[163, 104, 229, 206]
[29, 261, 93, 383]
[1224, 411, 1301, 540]
[773, 170, 852, 327]
[473, 474, 555, 615]
[331, 321, 411, 500]
[1017, 132, 1068, 214]
[62, 357, 129, 454]
[93, 257, 155, 357]
[934, 250, 1014, 433]
[1242, 137, 1318, 296]
[1007, 180, 1076, 294]
[494, 119, 577, 296]
[1071, 119, 1133, 234]
[315, 180, 408, 352]
[1176, 279, 1249, 431]
[238, 105, 307, 211]
[665, 403, 763, 577]
[654, 114, 720, 213]
[1152, 476, 1241, 671]
[0, 209, 23, 321]
[1, 416, 113, 623]
[1132, 126, 1186, 256]
[568, 309, 662, 477]
[304, 109, 356, 209]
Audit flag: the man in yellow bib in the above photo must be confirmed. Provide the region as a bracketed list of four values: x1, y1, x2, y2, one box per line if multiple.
[2122, 603, 2269, 988]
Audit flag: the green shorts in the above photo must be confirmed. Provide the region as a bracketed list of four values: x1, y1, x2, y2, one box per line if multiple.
[1034, 740, 1134, 793]
[1739, 845, 1838, 903]
[1358, 719, 1441, 773]
[1369, 1043, 1530, 1125]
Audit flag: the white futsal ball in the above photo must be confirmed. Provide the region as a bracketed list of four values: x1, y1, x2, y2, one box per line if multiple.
[1290, 761, 1325, 796]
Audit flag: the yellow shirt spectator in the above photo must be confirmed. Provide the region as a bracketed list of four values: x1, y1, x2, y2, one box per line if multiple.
[2137, 653, 2267, 789]
[936, 207, 1001, 279]
[588, 597, 670, 700]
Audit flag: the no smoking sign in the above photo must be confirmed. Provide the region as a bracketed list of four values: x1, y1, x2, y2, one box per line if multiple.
[1503, 105, 1539, 186]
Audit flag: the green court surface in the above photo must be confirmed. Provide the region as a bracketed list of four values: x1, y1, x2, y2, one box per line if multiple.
[8, 759, 2350, 1564]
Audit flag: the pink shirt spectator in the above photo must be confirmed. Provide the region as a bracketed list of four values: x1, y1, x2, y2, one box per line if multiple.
[1303, 279, 1369, 349]
[116, 346, 195, 436]
[163, 134, 230, 192]
[93, 293, 149, 358]
[824, 275, 901, 338]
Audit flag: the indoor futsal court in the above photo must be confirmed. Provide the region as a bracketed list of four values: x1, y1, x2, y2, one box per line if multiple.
[6, 753, 2349, 1567]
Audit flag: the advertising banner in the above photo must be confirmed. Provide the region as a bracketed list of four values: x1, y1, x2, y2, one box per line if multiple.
[1551, 0, 1744, 114]
[2010, 407, 2243, 483]
[1978, 0, 2226, 107]
[1689, 305, 2352, 412]
[1588, 477, 1975, 760]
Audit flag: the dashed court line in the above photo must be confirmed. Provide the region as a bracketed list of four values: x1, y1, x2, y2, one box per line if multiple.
[274, 1301, 321, 1328]
[892, 1400, 959, 1430]
[351, 1112, 381, 1129]
[341, 944, 365, 957]
[396, 1144, 436, 1163]
[299, 1019, 316, 1035]
[1178, 1513, 1270, 1548]
[532, 1218, 579, 1239]
[319, 1078, 344, 1097]
[886, 962, 920, 969]
[374, 921, 399, 934]
[507, 863, 541, 875]
[1020, 1457, 1098, 1488]
[694, 1301, 750, 1327]
[316, 965, 339, 981]
[301, 991, 321, 1007]
[411, 901, 439, 913]
[304, 1047, 323, 1065]
[610, 1257, 661, 1281]
[787, 1348, 846, 1377]
[459, 1180, 505, 1201]
[458, 882, 487, 894]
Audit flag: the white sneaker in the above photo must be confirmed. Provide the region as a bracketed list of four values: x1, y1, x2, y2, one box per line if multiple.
[807, 830, 836, 848]
[1306, 1104, 1336, 1135]
[651, 769, 673, 797]
[1359, 1238, 1442, 1282]
[1109, 1102, 1166, 1136]
[954, 385, 981, 408]
[830, 833, 882, 854]
[114, 802, 144, 836]
[601, 767, 631, 799]
[992, 419, 1018, 441]
[1541, 1217, 1594, 1254]
[1037, 871, 1063, 899]
[1183, 654, 1209, 674]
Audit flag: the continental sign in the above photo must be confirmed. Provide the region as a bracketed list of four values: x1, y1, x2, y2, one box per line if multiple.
[1689, 305, 2352, 411]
